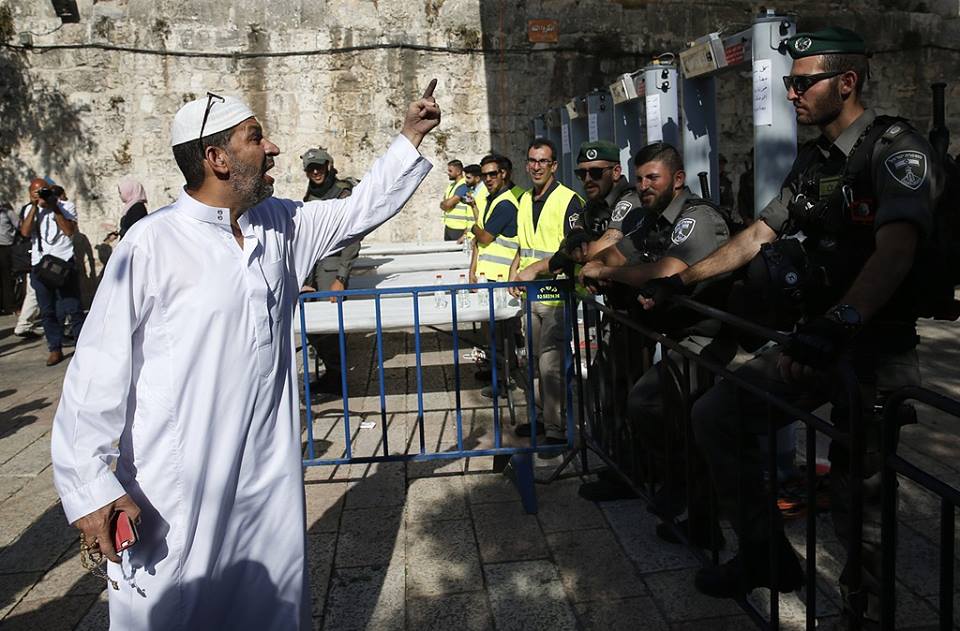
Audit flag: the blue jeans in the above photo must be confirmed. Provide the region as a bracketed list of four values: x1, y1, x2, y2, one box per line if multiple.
[30, 259, 84, 351]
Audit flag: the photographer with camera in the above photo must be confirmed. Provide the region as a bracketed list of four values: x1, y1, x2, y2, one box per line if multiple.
[639, 28, 942, 619]
[19, 178, 84, 366]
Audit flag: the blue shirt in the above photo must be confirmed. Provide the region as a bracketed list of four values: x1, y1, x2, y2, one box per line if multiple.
[482, 191, 518, 239]
[453, 183, 470, 199]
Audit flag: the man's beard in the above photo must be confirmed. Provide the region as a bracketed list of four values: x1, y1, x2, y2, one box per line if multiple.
[643, 188, 673, 214]
[230, 155, 273, 209]
[798, 82, 844, 127]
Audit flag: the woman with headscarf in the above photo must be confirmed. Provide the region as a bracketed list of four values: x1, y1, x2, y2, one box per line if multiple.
[117, 177, 148, 239]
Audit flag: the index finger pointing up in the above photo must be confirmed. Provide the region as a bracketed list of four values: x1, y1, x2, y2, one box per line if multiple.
[422, 78, 438, 99]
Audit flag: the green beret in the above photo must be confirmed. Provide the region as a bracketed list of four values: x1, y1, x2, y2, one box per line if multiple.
[784, 27, 866, 59]
[577, 140, 619, 164]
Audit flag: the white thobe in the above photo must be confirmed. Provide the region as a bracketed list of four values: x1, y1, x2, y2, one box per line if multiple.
[51, 136, 430, 630]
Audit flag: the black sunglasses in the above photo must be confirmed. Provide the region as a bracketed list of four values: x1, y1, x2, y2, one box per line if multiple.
[574, 166, 614, 181]
[782, 71, 844, 95]
[480, 170, 501, 179]
[198, 91, 226, 147]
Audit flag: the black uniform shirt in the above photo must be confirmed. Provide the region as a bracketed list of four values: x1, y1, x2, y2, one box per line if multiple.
[759, 109, 938, 239]
[758, 108, 941, 333]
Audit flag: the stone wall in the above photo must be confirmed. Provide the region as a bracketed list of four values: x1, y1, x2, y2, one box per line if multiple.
[1, 0, 958, 245]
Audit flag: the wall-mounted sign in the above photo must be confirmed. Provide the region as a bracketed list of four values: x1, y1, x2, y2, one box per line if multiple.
[528, 19, 559, 44]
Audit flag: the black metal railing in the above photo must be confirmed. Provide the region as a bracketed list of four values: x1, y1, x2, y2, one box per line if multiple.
[570, 293, 960, 630]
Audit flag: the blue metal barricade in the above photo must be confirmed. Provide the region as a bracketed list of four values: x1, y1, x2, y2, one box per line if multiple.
[297, 279, 578, 514]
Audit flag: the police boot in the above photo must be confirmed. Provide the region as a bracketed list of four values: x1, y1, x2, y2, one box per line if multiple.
[694, 532, 804, 598]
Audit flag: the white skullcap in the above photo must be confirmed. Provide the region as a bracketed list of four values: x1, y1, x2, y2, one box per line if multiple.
[170, 94, 256, 147]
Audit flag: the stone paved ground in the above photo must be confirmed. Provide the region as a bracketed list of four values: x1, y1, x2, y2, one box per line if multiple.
[0, 312, 959, 630]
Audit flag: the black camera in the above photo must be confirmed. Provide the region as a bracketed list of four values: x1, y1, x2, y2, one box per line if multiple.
[37, 187, 56, 201]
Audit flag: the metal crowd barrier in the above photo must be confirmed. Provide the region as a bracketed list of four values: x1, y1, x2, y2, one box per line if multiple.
[296, 279, 578, 514]
[573, 293, 960, 630]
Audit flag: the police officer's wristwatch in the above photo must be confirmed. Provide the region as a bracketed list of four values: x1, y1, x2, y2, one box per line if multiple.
[335, 275, 347, 285]
[825, 303, 862, 330]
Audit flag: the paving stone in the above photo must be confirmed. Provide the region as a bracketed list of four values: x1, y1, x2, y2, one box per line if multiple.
[0, 433, 52, 477]
[0, 502, 78, 574]
[335, 505, 405, 568]
[405, 518, 482, 597]
[535, 478, 605, 533]
[668, 614, 757, 629]
[484, 559, 579, 631]
[574, 596, 668, 631]
[0, 571, 44, 618]
[0, 467, 62, 546]
[21, 548, 104, 602]
[644, 568, 743, 622]
[1, 594, 100, 631]
[405, 475, 468, 522]
[307, 533, 336, 619]
[322, 564, 404, 631]
[406, 592, 494, 631]
[304, 479, 347, 533]
[546, 528, 646, 602]
[345, 461, 406, 510]
[896, 521, 960, 598]
[465, 472, 519, 504]
[601, 500, 701, 572]
[472, 501, 549, 564]
[72, 589, 109, 631]
[0, 475, 30, 505]
[0, 421, 51, 471]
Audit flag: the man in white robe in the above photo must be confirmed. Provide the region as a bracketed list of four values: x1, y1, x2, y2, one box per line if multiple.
[50, 82, 440, 629]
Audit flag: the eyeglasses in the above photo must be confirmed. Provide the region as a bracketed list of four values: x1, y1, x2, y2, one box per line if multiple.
[306, 164, 328, 173]
[574, 166, 614, 181]
[782, 71, 844, 95]
[526, 158, 555, 167]
[198, 91, 226, 146]
[480, 170, 501, 180]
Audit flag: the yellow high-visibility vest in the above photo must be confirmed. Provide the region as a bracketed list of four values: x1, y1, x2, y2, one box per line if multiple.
[517, 182, 582, 306]
[475, 186, 521, 280]
[442, 177, 473, 230]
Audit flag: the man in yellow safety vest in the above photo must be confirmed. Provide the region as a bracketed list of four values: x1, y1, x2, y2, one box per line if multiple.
[508, 138, 584, 442]
[440, 159, 473, 241]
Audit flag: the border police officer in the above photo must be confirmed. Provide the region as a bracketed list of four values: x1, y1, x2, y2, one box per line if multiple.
[641, 28, 942, 619]
[300, 147, 357, 393]
[578, 144, 734, 535]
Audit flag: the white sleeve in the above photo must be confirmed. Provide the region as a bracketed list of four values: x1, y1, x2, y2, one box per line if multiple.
[51, 240, 150, 523]
[287, 135, 432, 284]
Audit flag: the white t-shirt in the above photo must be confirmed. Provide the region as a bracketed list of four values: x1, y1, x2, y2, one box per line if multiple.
[30, 201, 76, 265]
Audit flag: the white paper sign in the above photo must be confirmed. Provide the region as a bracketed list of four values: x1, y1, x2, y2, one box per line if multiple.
[619, 143, 632, 176]
[561, 124, 571, 154]
[753, 59, 773, 127]
[588, 113, 598, 141]
[645, 94, 663, 142]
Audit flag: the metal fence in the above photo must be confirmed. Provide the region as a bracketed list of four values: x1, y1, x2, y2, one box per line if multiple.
[573, 293, 960, 630]
[296, 279, 578, 514]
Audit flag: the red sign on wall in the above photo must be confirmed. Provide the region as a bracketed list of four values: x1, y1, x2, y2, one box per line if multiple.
[528, 19, 559, 44]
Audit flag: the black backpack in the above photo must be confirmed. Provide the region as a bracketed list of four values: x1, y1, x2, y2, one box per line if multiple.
[844, 116, 960, 320]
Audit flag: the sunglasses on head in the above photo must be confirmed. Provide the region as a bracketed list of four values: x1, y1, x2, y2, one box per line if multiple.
[574, 166, 613, 181]
[198, 91, 226, 145]
[782, 71, 844, 95]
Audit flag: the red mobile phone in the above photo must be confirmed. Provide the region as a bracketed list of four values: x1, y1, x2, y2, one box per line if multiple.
[112, 510, 139, 552]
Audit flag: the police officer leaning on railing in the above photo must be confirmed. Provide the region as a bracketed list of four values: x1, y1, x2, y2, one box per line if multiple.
[639, 27, 942, 621]
[575, 142, 735, 545]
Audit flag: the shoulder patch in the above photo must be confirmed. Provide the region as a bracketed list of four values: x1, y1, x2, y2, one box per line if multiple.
[671, 217, 696, 245]
[568, 213, 580, 230]
[611, 200, 634, 223]
[884, 150, 927, 191]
